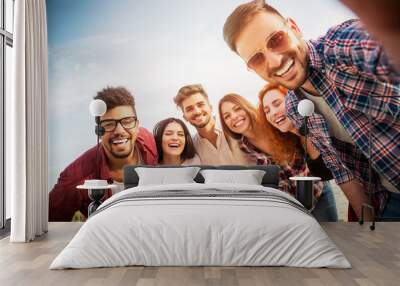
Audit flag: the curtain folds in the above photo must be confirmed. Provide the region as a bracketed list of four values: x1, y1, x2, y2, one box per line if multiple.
[10, 0, 48, 242]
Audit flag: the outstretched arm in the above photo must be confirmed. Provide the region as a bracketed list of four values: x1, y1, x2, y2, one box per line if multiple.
[340, 0, 400, 71]
[323, 20, 400, 122]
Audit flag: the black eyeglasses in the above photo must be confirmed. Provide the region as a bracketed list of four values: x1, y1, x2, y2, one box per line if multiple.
[99, 116, 138, 132]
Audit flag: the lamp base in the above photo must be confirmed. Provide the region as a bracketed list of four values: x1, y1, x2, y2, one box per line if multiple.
[87, 188, 107, 216]
[290, 176, 321, 210]
[77, 181, 117, 217]
[296, 180, 314, 210]
[88, 200, 103, 216]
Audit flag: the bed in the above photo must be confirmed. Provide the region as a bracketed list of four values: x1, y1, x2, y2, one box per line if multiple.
[50, 165, 350, 269]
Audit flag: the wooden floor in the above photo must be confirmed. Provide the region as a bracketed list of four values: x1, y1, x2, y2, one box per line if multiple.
[0, 222, 399, 286]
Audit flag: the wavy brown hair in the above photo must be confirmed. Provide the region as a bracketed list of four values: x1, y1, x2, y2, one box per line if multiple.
[258, 83, 302, 164]
[174, 84, 209, 109]
[218, 93, 299, 165]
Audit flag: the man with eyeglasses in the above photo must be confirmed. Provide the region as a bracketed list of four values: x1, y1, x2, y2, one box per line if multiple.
[49, 87, 157, 221]
[223, 0, 400, 221]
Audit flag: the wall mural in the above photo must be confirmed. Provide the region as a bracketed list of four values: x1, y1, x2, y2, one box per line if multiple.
[47, 0, 399, 223]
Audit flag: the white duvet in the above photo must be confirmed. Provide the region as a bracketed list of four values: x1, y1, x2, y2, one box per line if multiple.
[50, 183, 351, 269]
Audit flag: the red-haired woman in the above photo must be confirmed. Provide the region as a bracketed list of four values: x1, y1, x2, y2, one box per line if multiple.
[258, 85, 338, 221]
[259, 83, 392, 222]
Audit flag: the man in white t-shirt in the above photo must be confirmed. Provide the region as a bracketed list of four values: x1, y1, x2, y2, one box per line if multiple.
[174, 84, 250, 165]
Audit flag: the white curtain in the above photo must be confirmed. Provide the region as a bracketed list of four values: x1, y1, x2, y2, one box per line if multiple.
[9, 0, 48, 242]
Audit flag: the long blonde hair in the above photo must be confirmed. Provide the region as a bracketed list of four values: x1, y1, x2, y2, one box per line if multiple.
[218, 93, 299, 165]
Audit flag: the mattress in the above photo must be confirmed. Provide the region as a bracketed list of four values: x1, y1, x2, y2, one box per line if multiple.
[50, 183, 351, 269]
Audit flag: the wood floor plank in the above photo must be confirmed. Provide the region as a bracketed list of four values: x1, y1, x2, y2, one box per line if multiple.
[1, 222, 400, 286]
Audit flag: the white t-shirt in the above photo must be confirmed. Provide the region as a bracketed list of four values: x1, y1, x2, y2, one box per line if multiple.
[300, 88, 353, 144]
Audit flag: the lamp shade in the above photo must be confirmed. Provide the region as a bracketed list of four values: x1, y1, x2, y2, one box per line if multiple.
[297, 99, 315, 116]
[89, 99, 107, 117]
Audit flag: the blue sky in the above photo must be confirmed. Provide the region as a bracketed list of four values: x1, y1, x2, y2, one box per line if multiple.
[47, 0, 355, 188]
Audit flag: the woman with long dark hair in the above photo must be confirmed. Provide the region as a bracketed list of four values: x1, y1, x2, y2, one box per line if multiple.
[153, 117, 200, 165]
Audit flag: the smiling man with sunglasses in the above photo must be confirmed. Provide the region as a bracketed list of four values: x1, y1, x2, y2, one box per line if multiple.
[49, 87, 157, 221]
[223, 0, 400, 221]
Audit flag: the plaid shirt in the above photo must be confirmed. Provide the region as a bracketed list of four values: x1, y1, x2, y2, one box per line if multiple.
[286, 19, 400, 193]
[286, 93, 387, 215]
[308, 20, 400, 190]
[238, 136, 307, 196]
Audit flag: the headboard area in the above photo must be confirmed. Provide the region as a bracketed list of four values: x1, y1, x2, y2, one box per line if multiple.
[123, 165, 281, 190]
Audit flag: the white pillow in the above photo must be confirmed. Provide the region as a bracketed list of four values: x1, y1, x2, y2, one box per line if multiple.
[200, 169, 265, 185]
[135, 167, 200, 186]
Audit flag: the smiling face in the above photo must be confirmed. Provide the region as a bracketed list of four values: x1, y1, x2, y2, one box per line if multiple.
[161, 121, 186, 157]
[221, 101, 251, 135]
[235, 12, 308, 90]
[181, 93, 213, 129]
[262, 89, 294, 133]
[100, 105, 138, 159]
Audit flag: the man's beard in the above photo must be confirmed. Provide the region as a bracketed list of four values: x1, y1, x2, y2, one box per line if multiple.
[108, 139, 134, 159]
[191, 114, 211, 129]
[267, 46, 308, 90]
[110, 147, 134, 159]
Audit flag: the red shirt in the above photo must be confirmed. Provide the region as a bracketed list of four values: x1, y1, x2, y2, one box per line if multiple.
[49, 127, 157, 221]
